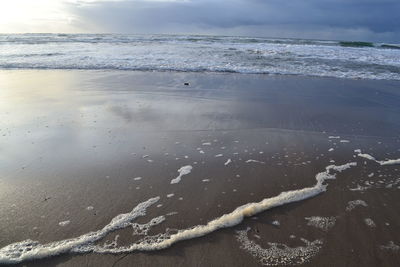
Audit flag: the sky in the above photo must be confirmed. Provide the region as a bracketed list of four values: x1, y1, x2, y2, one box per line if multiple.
[0, 0, 399, 42]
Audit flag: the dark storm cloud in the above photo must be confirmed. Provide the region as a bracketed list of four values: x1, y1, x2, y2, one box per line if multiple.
[66, 0, 400, 42]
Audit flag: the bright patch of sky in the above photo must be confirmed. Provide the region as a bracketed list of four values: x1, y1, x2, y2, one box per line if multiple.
[0, 0, 399, 42]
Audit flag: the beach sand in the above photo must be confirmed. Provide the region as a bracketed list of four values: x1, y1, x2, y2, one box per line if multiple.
[0, 70, 399, 266]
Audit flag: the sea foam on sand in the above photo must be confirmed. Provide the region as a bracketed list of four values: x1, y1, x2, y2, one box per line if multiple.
[0, 163, 356, 264]
[170, 165, 193, 184]
[305, 216, 336, 231]
[355, 149, 400, 166]
[236, 227, 323, 266]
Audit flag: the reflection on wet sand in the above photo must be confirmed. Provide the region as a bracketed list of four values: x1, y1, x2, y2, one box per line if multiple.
[0, 70, 399, 266]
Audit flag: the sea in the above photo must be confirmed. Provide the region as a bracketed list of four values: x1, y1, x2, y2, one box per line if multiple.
[1, 34, 400, 265]
[1, 33, 400, 80]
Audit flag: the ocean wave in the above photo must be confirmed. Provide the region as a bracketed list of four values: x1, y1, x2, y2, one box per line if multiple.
[339, 41, 374, 48]
[0, 34, 399, 80]
[380, 44, 400, 50]
[0, 64, 399, 80]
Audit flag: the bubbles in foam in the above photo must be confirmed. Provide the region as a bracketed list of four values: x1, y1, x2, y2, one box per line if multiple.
[364, 218, 376, 227]
[102, 235, 120, 250]
[380, 241, 400, 251]
[271, 220, 280, 226]
[236, 227, 323, 266]
[131, 216, 166, 236]
[305, 217, 336, 231]
[58, 220, 70, 227]
[346, 200, 368, 211]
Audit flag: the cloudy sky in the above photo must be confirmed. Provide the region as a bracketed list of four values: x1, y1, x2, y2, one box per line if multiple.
[0, 0, 399, 42]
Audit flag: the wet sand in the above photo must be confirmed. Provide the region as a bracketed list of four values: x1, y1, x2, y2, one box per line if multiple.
[0, 70, 399, 266]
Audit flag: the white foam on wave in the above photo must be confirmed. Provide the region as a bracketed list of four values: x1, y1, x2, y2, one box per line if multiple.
[0, 163, 356, 264]
[0, 197, 160, 264]
[355, 150, 400, 165]
[379, 159, 400, 165]
[224, 159, 232, 166]
[170, 165, 192, 184]
[2, 34, 400, 80]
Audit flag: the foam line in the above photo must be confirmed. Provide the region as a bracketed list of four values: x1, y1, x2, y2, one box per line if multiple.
[0, 197, 160, 264]
[0, 163, 356, 264]
[355, 149, 400, 165]
[245, 159, 265, 164]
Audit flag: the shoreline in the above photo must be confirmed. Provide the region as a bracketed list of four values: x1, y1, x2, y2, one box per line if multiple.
[2, 68, 400, 82]
[0, 70, 399, 266]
